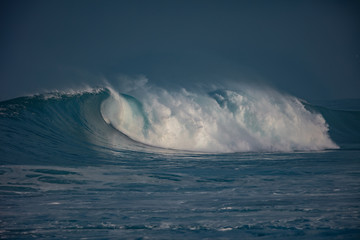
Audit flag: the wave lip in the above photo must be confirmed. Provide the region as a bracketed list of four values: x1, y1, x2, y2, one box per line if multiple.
[100, 86, 339, 153]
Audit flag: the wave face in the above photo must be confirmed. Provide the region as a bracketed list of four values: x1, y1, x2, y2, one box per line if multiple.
[2, 84, 358, 161]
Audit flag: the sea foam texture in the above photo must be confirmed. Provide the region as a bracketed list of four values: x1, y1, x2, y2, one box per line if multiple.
[101, 85, 339, 152]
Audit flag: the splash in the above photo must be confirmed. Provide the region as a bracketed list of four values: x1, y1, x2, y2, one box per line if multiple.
[100, 84, 339, 152]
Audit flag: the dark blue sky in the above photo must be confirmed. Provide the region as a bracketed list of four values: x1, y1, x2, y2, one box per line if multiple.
[1, 0, 359, 101]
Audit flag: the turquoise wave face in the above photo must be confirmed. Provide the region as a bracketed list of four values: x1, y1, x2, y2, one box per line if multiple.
[0, 85, 358, 165]
[0, 89, 111, 165]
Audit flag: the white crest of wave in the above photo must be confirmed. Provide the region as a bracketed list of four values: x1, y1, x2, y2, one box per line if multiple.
[100, 85, 339, 153]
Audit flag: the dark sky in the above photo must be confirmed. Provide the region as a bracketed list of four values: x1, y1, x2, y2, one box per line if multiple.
[1, 0, 359, 101]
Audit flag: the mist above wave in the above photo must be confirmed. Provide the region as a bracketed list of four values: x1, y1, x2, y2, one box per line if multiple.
[100, 82, 339, 153]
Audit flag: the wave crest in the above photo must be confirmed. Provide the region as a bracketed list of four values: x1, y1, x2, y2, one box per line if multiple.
[100, 86, 339, 152]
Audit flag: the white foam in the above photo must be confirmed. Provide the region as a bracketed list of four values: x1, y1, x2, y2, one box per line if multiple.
[100, 84, 339, 153]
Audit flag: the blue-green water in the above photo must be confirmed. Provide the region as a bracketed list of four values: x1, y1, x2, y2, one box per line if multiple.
[0, 87, 359, 239]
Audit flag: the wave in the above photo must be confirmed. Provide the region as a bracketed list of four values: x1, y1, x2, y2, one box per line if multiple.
[101, 86, 339, 152]
[1, 83, 358, 159]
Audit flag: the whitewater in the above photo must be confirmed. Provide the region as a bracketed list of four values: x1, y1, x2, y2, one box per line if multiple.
[101, 85, 338, 152]
[0, 82, 359, 239]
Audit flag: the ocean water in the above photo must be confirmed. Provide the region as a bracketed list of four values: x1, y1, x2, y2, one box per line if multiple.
[0, 86, 360, 239]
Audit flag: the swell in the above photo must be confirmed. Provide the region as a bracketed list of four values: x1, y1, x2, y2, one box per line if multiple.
[0, 86, 358, 164]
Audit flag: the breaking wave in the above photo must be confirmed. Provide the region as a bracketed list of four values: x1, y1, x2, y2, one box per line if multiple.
[100, 85, 338, 152]
[3, 81, 357, 160]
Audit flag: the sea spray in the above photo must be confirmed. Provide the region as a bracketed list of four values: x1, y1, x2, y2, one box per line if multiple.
[100, 84, 339, 152]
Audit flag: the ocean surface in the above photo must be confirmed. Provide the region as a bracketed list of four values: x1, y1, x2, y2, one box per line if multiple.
[1, 85, 360, 239]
